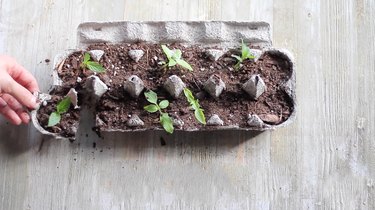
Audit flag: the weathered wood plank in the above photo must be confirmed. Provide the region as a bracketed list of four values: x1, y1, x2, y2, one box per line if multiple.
[0, 0, 374, 209]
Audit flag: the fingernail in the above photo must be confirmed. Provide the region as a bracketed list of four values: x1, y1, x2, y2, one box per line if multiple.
[30, 96, 38, 109]
[13, 117, 22, 125]
[22, 112, 30, 124]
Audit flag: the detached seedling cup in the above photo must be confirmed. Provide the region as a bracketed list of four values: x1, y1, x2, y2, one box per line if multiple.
[31, 51, 106, 140]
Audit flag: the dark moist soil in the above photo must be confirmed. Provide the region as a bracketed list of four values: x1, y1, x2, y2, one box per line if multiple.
[39, 42, 294, 133]
[37, 87, 80, 138]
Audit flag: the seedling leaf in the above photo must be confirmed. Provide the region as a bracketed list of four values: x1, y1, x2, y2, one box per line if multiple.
[233, 39, 255, 70]
[161, 45, 193, 71]
[86, 61, 106, 73]
[176, 59, 193, 71]
[47, 96, 72, 127]
[144, 90, 158, 104]
[48, 112, 61, 127]
[143, 90, 174, 134]
[194, 109, 206, 125]
[241, 40, 252, 60]
[160, 113, 174, 134]
[191, 101, 200, 111]
[144, 104, 159, 113]
[57, 97, 71, 114]
[183, 88, 206, 125]
[168, 59, 177, 67]
[81, 52, 106, 73]
[83, 52, 90, 63]
[172, 49, 182, 60]
[159, 100, 169, 109]
[231, 54, 242, 62]
[161, 45, 173, 60]
[183, 88, 194, 102]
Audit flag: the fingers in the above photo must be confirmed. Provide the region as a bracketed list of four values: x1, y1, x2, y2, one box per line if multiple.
[0, 97, 22, 125]
[0, 72, 38, 109]
[0, 55, 39, 100]
[1, 94, 31, 124]
[7, 61, 40, 93]
[0, 55, 39, 124]
[0, 94, 31, 124]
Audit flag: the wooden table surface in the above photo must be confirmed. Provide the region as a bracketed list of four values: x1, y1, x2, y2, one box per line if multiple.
[1, 0, 374, 209]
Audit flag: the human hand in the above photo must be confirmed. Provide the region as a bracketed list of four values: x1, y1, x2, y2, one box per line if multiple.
[0, 55, 39, 125]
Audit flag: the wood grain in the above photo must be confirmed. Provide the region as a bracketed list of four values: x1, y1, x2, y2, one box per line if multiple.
[0, 0, 374, 209]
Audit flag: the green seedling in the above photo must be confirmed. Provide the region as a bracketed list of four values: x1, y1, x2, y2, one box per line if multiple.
[161, 45, 193, 71]
[47, 97, 72, 127]
[81, 52, 106, 73]
[183, 88, 206, 125]
[143, 90, 174, 134]
[232, 40, 255, 70]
